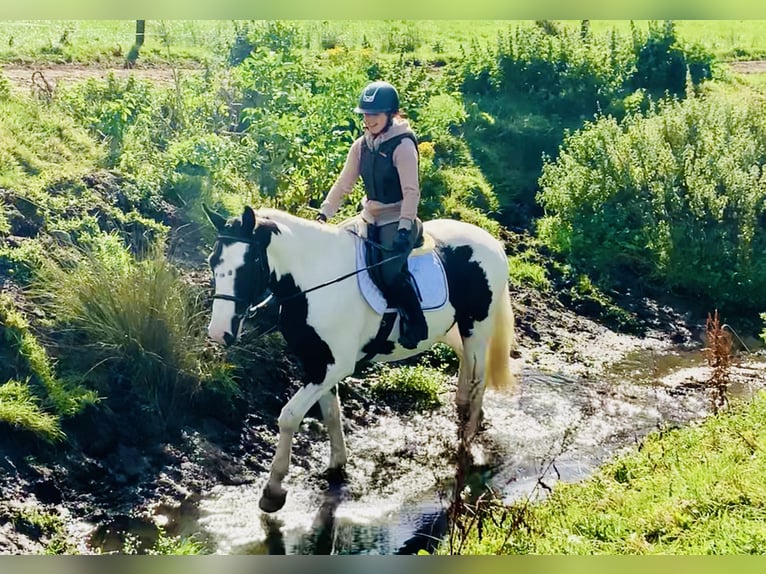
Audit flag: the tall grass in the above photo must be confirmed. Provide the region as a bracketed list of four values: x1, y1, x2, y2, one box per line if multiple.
[35, 234, 232, 425]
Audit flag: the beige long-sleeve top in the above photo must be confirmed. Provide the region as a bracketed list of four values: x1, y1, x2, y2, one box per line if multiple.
[319, 118, 419, 230]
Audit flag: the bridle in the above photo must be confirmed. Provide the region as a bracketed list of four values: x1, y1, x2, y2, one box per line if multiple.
[210, 230, 405, 321]
[211, 234, 271, 313]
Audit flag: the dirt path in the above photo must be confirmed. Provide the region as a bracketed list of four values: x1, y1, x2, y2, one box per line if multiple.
[729, 60, 766, 73]
[3, 59, 766, 95]
[1, 64, 202, 94]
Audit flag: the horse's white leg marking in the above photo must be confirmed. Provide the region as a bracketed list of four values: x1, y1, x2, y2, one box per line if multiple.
[318, 390, 347, 469]
[264, 382, 328, 500]
[455, 334, 489, 443]
[262, 362, 353, 508]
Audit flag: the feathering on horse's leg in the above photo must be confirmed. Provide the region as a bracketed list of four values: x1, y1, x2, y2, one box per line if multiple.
[455, 337, 488, 444]
[318, 389, 348, 482]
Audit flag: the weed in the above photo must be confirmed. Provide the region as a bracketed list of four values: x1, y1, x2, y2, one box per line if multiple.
[704, 310, 732, 414]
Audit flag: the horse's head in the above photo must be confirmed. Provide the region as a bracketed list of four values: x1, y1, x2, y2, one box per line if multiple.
[204, 204, 272, 346]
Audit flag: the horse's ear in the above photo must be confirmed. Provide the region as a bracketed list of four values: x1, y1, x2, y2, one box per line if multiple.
[242, 206, 256, 235]
[202, 203, 227, 232]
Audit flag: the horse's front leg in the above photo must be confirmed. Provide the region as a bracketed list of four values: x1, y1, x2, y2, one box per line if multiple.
[259, 382, 331, 513]
[318, 389, 347, 482]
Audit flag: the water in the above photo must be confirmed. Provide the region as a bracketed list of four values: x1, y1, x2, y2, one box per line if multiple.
[107, 348, 766, 554]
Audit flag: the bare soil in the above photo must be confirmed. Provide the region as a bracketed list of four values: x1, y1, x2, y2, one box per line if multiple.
[729, 60, 766, 74]
[1, 64, 202, 95]
[3, 58, 765, 96]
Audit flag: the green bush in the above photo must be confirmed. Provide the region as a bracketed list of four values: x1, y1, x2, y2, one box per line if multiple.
[631, 21, 714, 97]
[537, 86, 766, 313]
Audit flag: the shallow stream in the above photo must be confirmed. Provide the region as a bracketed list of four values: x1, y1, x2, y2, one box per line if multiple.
[91, 348, 766, 555]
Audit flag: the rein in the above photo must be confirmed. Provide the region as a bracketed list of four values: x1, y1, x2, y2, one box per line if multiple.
[211, 231, 404, 318]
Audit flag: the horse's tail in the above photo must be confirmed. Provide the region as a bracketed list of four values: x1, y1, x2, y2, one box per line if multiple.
[485, 281, 517, 393]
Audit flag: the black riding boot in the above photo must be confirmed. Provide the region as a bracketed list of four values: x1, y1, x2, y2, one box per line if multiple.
[388, 274, 428, 350]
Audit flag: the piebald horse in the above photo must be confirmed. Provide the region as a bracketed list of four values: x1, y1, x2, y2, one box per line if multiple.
[204, 205, 516, 513]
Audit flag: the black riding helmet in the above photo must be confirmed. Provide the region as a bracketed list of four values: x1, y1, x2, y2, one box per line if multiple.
[353, 81, 400, 114]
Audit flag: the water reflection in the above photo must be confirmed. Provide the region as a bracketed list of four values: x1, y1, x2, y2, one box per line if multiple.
[250, 485, 450, 555]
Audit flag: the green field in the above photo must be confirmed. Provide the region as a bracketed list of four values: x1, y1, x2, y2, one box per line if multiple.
[1, 20, 765, 65]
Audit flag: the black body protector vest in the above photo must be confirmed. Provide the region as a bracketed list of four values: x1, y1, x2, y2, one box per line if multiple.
[359, 133, 418, 204]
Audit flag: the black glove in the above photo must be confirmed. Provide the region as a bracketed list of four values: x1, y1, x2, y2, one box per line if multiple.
[392, 228, 411, 254]
[316, 212, 327, 223]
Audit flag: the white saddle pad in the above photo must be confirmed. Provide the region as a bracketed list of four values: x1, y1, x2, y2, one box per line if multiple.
[355, 238, 449, 315]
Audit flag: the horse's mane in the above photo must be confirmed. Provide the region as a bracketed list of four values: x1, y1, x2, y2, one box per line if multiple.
[254, 207, 319, 229]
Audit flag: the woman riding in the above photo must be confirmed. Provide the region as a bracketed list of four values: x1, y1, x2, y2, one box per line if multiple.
[316, 80, 427, 349]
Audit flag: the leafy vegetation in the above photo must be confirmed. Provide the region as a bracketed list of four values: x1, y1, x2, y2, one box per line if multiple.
[0, 293, 97, 440]
[1, 19, 766, 554]
[0, 380, 63, 442]
[370, 364, 448, 411]
[33, 235, 234, 426]
[537, 84, 766, 315]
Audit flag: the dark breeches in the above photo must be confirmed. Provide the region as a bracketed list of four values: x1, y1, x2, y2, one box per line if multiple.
[372, 219, 423, 287]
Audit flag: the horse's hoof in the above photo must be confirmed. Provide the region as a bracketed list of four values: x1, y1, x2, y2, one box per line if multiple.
[259, 486, 287, 513]
[324, 466, 348, 487]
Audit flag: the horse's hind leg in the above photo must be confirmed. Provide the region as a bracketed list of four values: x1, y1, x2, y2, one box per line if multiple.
[318, 389, 347, 481]
[455, 333, 489, 444]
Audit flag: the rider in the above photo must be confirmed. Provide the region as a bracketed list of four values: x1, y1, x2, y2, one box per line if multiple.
[316, 80, 427, 350]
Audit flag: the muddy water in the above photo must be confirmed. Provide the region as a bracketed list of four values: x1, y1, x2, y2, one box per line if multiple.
[179, 349, 766, 554]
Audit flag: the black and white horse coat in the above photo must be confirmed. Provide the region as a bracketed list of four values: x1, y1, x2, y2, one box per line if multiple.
[205, 206, 516, 513]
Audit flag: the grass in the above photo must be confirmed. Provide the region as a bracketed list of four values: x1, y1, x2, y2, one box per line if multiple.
[2, 20, 764, 67]
[0, 293, 97, 439]
[34, 238, 234, 426]
[564, 20, 766, 61]
[0, 379, 64, 442]
[508, 254, 551, 291]
[370, 363, 447, 411]
[0, 93, 103, 190]
[447, 391, 766, 554]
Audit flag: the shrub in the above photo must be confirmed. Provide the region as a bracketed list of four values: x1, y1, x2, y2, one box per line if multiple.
[537, 86, 766, 313]
[631, 20, 714, 97]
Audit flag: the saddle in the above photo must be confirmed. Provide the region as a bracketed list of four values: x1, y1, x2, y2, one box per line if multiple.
[348, 223, 448, 315]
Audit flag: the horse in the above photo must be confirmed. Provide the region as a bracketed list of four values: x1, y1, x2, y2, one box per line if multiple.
[204, 205, 517, 513]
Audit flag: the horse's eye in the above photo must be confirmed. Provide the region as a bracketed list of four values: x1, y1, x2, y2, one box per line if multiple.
[228, 270, 233, 276]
